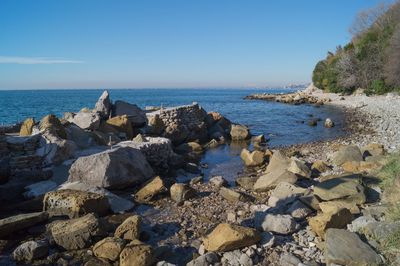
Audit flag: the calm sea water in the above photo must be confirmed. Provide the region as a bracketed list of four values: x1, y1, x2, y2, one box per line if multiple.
[0, 89, 346, 181]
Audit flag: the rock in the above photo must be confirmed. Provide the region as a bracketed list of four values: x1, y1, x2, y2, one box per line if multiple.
[325, 229, 382, 265]
[260, 231, 275, 248]
[12, 240, 48, 262]
[313, 175, 365, 203]
[259, 214, 299, 234]
[240, 149, 265, 167]
[308, 208, 353, 238]
[347, 216, 376, 232]
[308, 119, 318, 126]
[135, 176, 167, 202]
[146, 114, 164, 135]
[265, 150, 291, 173]
[331, 145, 363, 166]
[19, 118, 35, 136]
[287, 200, 313, 219]
[113, 100, 147, 127]
[0, 158, 10, 185]
[164, 123, 189, 145]
[170, 183, 196, 204]
[252, 134, 266, 144]
[342, 160, 383, 173]
[106, 115, 134, 139]
[230, 124, 250, 141]
[65, 124, 96, 149]
[324, 118, 334, 128]
[94, 90, 112, 118]
[0, 212, 48, 238]
[253, 170, 298, 192]
[235, 176, 257, 190]
[71, 111, 101, 130]
[84, 258, 112, 266]
[319, 200, 360, 215]
[93, 237, 126, 261]
[362, 221, 400, 243]
[115, 215, 141, 240]
[23, 180, 58, 199]
[203, 223, 261, 252]
[311, 160, 330, 173]
[185, 162, 200, 174]
[39, 114, 67, 139]
[186, 252, 219, 266]
[43, 189, 110, 218]
[219, 187, 249, 202]
[209, 176, 228, 187]
[175, 142, 203, 154]
[288, 158, 311, 178]
[49, 213, 105, 250]
[59, 181, 134, 214]
[119, 239, 154, 266]
[190, 176, 204, 185]
[68, 147, 154, 189]
[363, 143, 386, 158]
[267, 182, 307, 207]
[37, 132, 77, 165]
[280, 252, 301, 266]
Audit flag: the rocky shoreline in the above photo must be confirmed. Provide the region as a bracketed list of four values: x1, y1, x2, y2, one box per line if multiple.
[0, 88, 399, 265]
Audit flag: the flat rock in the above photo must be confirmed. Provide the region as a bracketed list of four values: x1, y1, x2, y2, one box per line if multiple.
[43, 189, 110, 218]
[68, 147, 154, 189]
[219, 187, 249, 202]
[0, 212, 48, 238]
[325, 228, 382, 265]
[71, 111, 101, 130]
[331, 145, 363, 166]
[313, 175, 365, 203]
[267, 182, 307, 207]
[203, 223, 261, 252]
[254, 170, 298, 192]
[113, 100, 147, 127]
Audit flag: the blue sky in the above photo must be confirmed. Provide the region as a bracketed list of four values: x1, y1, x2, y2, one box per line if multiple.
[0, 0, 390, 89]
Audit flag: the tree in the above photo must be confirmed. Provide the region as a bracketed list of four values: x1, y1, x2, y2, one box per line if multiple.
[336, 51, 359, 91]
[384, 25, 400, 87]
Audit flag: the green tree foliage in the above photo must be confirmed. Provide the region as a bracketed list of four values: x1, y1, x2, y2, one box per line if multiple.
[312, 1, 400, 95]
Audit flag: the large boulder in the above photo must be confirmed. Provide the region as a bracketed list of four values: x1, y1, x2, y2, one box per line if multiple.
[65, 124, 96, 149]
[19, 118, 35, 136]
[113, 100, 147, 127]
[253, 170, 298, 192]
[71, 111, 101, 130]
[230, 124, 250, 141]
[43, 189, 110, 218]
[119, 240, 154, 266]
[0, 212, 48, 238]
[325, 229, 382, 265]
[331, 145, 363, 166]
[203, 223, 261, 252]
[93, 237, 126, 262]
[288, 158, 311, 178]
[36, 132, 77, 165]
[68, 147, 154, 189]
[308, 208, 353, 238]
[49, 213, 105, 250]
[114, 215, 141, 240]
[267, 182, 307, 207]
[94, 90, 112, 118]
[39, 114, 67, 139]
[240, 149, 265, 167]
[259, 214, 299, 234]
[106, 115, 134, 139]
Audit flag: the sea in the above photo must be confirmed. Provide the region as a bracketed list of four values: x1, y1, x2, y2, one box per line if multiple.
[0, 88, 346, 182]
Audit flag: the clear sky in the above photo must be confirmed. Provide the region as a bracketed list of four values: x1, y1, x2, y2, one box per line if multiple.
[0, 0, 390, 89]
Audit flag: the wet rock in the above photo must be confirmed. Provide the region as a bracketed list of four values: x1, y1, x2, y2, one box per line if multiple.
[71, 111, 101, 130]
[259, 214, 299, 234]
[135, 176, 167, 202]
[39, 114, 67, 139]
[203, 223, 261, 252]
[230, 124, 250, 141]
[94, 90, 112, 118]
[170, 183, 196, 204]
[19, 118, 35, 136]
[308, 208, 353, 238]
[240, 149, 265, 167]
[313, 175, 365, 203]
[209, 176, 228, 187]
[49, 213, 105, 250]
[105, 115, 134, 139]
[43, 189, 110, 218]
[331, 145, 363, 166]
[254, 170, 298, 192]
[0, 212, 48, 238]
[115, 215, 141, 241]
[113, 100, 147, 127]
[324, 118, 334, 128]
[187, 252, 219, 266]
[219, 187, 249, 202]
[68, 147, 154, 189]
[93, 237, 126, 261]
[325, 229, 382, 265]
[308, 119, 318, 126]
[119, 239, 154, 266]
[12, 240, 48, 262]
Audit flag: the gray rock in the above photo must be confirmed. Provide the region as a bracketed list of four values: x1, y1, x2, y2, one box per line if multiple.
[332, 145, 363, 166]
[347, 215, 376, 232]
[254, 170, 298, 192]
[279, 252, 301, 266]
[186, 252, 219, 266]
[313, 175, 365, 203]
[267, 182, 307, 207]
[287, 200, 312, 219]
[209, 176, 228, 187]
[325, 229, 382, 265]
[94, 90, 112, 118]
[68, 147, 154, 189]
[71, 111, 101, 130]
[260, 214, 299, 234]
[12, 240, 48, 262]
[220, 187, 249, 202]
[113, 100, 147, 127]
[23, 180, 58, 199]
[37, 132, 77, 165]
[0, 212, 48, 238]
[65, 124, 96, 149]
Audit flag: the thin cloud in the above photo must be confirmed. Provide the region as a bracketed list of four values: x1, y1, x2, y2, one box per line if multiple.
[0, 56, 84, 64]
